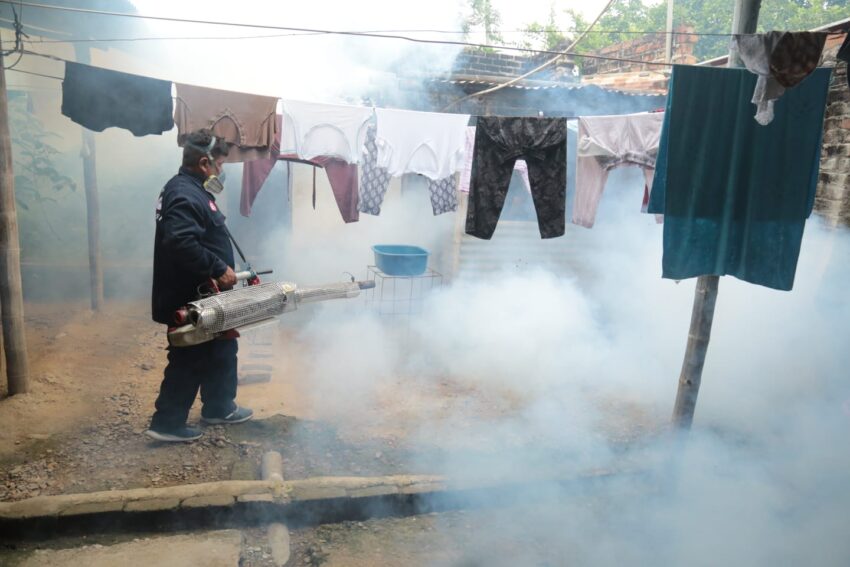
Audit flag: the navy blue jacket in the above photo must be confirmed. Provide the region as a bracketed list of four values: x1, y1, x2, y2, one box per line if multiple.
[151, 167, 234, 325]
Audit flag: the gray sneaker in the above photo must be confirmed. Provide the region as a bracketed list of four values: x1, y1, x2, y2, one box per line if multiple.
[144, 426, 203, 442]
[201, 406, 254, 425]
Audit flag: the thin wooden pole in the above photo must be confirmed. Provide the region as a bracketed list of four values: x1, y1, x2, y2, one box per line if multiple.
[0, 49, 31, 395]
[74, 45, 103, 311]
[670, 0, 761, 429]
[664, 0, 675, 64]
[80, 128, 103, 310]
[671, 275, 719, 428]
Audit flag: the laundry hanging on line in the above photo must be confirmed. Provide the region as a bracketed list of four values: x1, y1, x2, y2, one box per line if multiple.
[731, 31, 827, 125]
[280, 100, 373, 164]
[466, 117, 568, 240]
[458, 126, 531, 194]
[240, 114, 283, 217]
[573, 111, 665, 228]
[61, 62, 174, 136]
[174, 83, 278, 163]
[648, 64, 832, 291]
[374, 107, 470, 180]
[358, 123, 458, 217]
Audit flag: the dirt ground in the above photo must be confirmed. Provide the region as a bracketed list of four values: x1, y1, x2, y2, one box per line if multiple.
[0, 300, 425, 500]
[0, 300, 660, 502]
[0, 300, 660, 565]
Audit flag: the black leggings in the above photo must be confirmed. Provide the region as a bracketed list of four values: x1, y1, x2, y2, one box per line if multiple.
[466, 117, 567, 239]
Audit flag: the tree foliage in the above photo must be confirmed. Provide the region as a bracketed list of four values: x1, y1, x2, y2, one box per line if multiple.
[521, 0, 849, 62]
[8, 95, 76, 211]
[462, 0, 505, 45]
[7, 94, 78, 254]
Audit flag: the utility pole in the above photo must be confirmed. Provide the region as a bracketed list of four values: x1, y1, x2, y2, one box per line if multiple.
[665, 0, 675, 64]
[74, 45, 104, 311]
[670, 0, 762, 429]
[0, 48, 31, 395]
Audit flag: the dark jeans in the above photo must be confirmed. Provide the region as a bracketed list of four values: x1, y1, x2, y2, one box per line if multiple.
[150, 338, 238, 431]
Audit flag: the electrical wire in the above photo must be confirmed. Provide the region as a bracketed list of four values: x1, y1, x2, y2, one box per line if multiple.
[1, 1, 842, 89]
[1, 0, 843, 59]
[17, 28, 839, 44]
[5, 66, 60, 79]
[16, 42, 683, 71]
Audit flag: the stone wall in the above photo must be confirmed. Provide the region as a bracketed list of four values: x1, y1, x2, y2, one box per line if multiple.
[814, 31, 850, 227]
[451, 49, 577, 81]
[581, 25, 698, 75]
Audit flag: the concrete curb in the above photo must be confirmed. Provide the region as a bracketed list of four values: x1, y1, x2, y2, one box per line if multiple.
[0, 469, 635, 543]
[0, 475, 445, 521]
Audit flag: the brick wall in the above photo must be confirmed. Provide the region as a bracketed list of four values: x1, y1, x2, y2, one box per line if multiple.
[451, 49, 577, 81]
[582, 25, 698, 75]
[814, 31, 850, 227]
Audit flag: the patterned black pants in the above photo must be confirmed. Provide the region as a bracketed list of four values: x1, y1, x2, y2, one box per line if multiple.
[466, 117, 567, 239]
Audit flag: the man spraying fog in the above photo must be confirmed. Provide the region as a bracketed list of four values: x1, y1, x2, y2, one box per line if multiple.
[145, 129, 253, 442]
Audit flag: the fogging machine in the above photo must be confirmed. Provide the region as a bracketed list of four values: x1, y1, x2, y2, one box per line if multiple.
[167, 225, 373, 347]
[167, 268, 374, 347]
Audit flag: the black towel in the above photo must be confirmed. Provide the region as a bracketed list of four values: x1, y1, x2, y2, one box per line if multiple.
[61, 61, 174, 136]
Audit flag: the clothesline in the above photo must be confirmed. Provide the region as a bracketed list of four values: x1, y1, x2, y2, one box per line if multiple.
[4, 48, 839, 101]
[8, 29, 848, 45]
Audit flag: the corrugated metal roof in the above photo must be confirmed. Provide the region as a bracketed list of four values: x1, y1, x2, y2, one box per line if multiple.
[429, 77, 664, 98]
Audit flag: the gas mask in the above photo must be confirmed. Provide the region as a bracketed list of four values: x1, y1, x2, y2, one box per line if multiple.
[203, 167, 226, 195]
[191, 136, 226, 195]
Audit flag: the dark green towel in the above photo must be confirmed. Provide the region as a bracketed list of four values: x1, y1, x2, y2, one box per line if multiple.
[648, 65, 831, 291]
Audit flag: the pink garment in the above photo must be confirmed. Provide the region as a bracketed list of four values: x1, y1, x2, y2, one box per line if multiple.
[241, 115, 283, 217]
[240, 112, 359, 223]
[312, 156, 359, 224]
[458, 126, 530, 193]
[573, 112, 664, 228]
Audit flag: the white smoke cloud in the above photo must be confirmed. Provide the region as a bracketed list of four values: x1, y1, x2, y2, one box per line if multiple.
[273, 162, 850, 565]
[129, 0, 467, 101]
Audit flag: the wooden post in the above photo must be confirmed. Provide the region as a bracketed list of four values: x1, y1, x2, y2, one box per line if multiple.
[80, 128, 103, 310]
[671, 275, 719, 428]
[670, 0, 761, 429]
[74, 45, 104, 311]
[0, 49, 31, 395]
[664, 0, 675, 64]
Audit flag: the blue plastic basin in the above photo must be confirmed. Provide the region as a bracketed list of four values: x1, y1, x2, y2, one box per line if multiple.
[372, 245, 429, 276]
